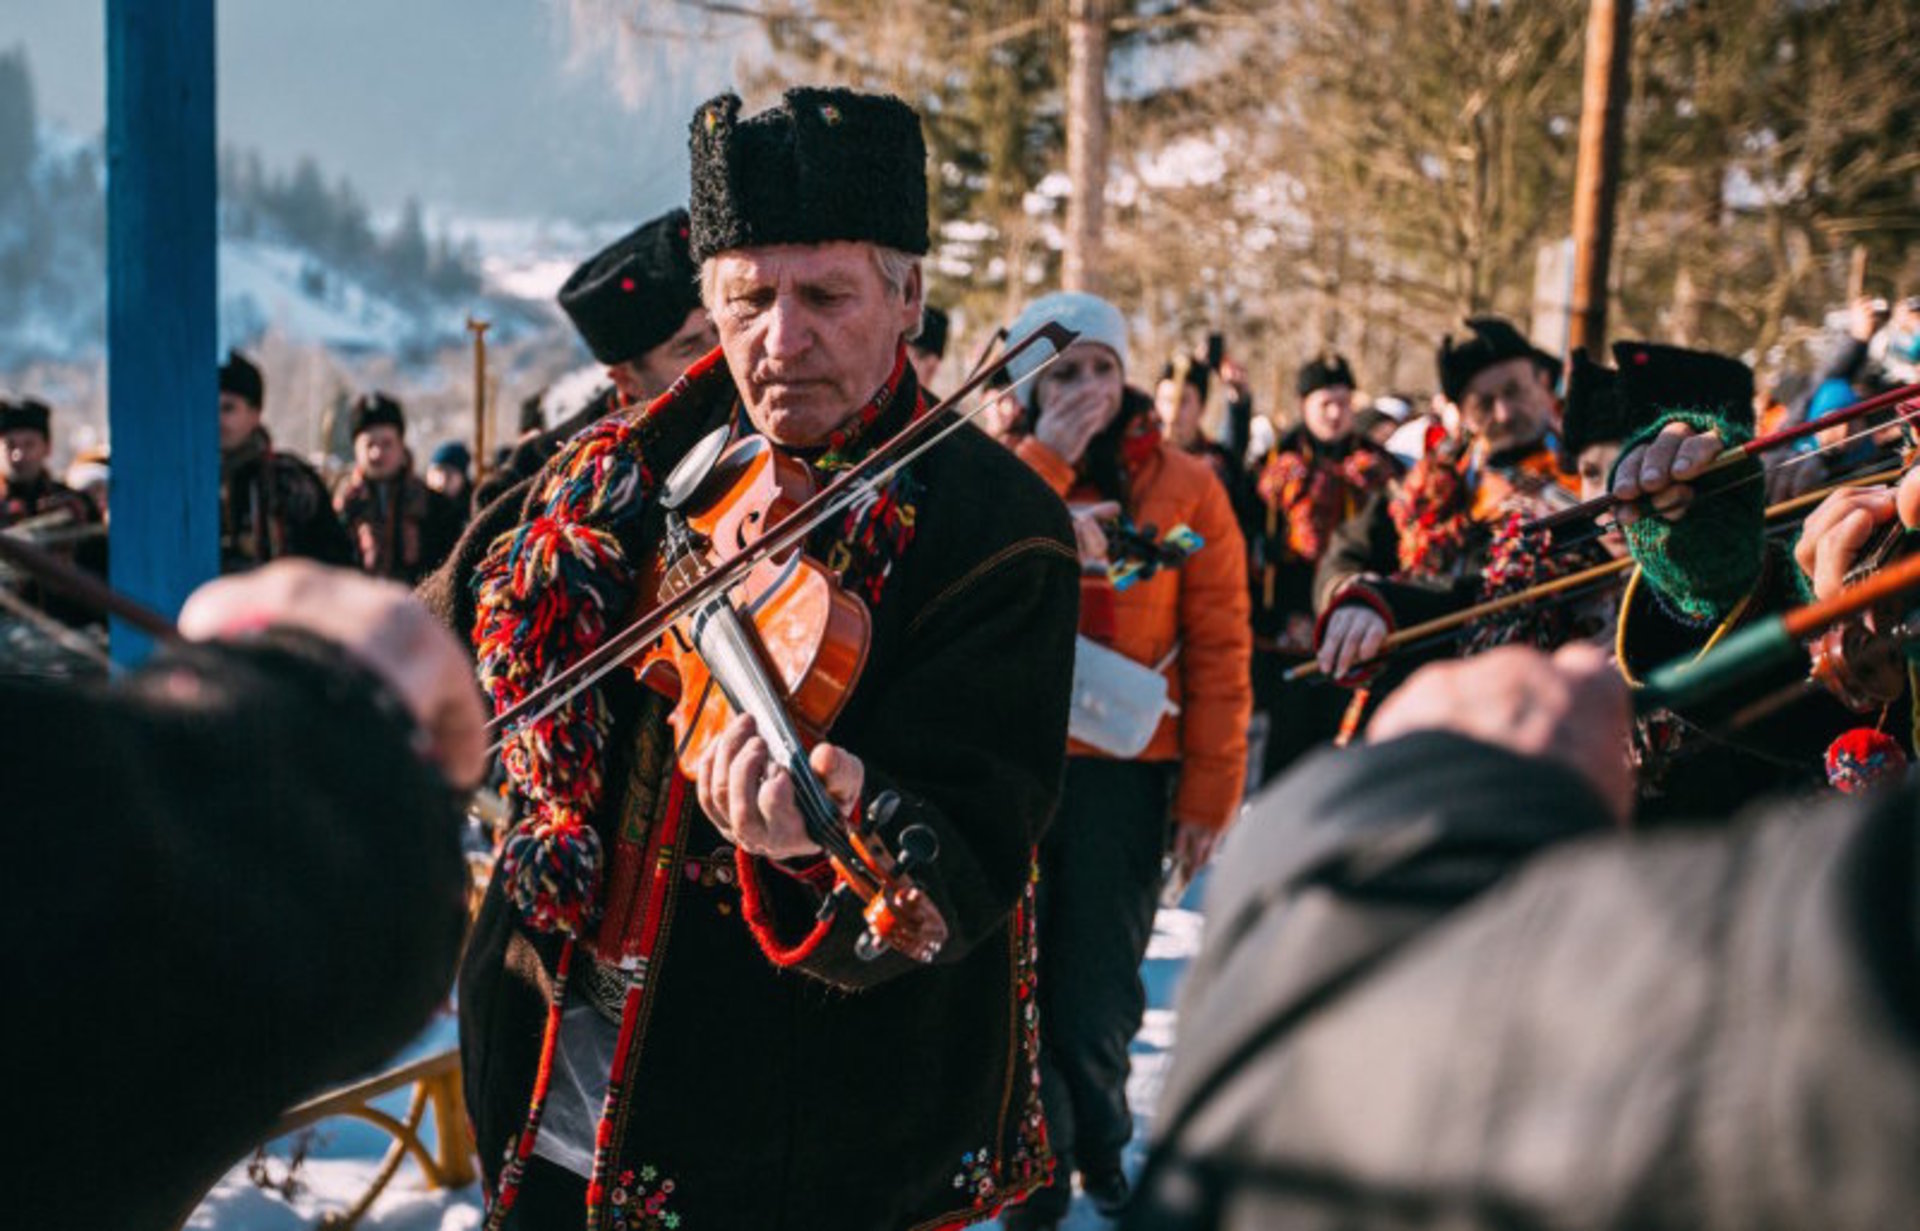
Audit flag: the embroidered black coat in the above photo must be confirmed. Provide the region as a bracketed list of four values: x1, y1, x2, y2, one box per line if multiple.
[219, 430, 355, 573]
[422, 360, 1081, 1230]
[1, 471, 106, 625]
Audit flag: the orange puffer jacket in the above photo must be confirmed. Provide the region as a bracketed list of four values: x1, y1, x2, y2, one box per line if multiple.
[1017, 429, 1252, 831]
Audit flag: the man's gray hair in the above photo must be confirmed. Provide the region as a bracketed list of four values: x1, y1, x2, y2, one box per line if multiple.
[699, 245, 924, 342]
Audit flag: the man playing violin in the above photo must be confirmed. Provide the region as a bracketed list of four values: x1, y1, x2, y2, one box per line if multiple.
[424, 87, 1081, 1230]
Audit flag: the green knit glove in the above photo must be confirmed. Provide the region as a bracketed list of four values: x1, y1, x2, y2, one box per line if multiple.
[1612, 409, 1764, 624]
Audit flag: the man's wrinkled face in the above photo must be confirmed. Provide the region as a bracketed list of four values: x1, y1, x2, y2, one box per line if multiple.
[1576, 441, 1628, 559]
[615, 307, 719, 405]
[354, 424, 406, 482]
[1456, 357, 1557, 454]
[3, 429, 48, 484]
[1301, 385, 1355, 444]
[219, 392, 263, 453]
[710, 243, 921, 447]
[1154, 379, 1204, 447]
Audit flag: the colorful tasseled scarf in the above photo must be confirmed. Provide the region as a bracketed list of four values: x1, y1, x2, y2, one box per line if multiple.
[1462, 512, 1574, 654]
[470, 344, 923, 938]
[1389, 452, 1473, 579]
[1257, 438, 1396, 564]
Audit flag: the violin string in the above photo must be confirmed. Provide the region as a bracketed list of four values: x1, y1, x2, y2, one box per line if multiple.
[482, 334, 1076, 752]
[1535, 401, 1920, 559]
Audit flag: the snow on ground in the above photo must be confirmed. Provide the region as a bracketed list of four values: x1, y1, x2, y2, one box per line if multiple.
[192, 880, 1211, 1231]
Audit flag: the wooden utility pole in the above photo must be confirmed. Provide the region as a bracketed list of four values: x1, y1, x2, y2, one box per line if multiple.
[106, 0, 218, 664]
[466, 316, 491, 479]
[1064, 0, 1110, 293]
[1568, 0, 1632, 356]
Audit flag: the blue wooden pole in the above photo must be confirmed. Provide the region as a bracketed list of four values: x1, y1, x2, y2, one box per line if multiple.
[106, 0, 219, 664]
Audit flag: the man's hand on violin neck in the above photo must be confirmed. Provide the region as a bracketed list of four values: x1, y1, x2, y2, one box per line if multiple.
[1796, 467, 1920, 601]
[693, 713, 864, 861]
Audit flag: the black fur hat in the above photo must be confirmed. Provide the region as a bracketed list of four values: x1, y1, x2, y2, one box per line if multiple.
[1613, 340, 1753, 432]
[1161, 354, 1213, 403]
[557, 208, 702, 366]
[349, 392, 406, 439]
[915, 305, 950, 358]
[1558, 348, 1625, 467]
[1297, 352, 1356, 398]
[688, 88, 930, 264]
[1437, 317, 1559, 404]
[219, 350, 265, 409]
[0, 397, 51, 438]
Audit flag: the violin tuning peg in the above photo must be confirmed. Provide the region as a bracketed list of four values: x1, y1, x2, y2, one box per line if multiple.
[896, 823, 940, 874]
[865, 789, 902, 831]
[817, 880, 852, 923]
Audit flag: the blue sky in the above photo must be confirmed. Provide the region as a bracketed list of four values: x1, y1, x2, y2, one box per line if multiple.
[0, 0, 740, 221]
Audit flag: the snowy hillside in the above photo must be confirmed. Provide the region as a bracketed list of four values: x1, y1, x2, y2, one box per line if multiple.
[0, 126, 574, 372]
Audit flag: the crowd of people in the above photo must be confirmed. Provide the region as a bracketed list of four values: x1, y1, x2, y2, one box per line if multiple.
[6, 81, 1920, 1231]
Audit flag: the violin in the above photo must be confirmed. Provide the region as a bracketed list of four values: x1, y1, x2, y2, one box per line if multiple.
[637, 426, 949, 964]
[1807, 511, 1917, 712]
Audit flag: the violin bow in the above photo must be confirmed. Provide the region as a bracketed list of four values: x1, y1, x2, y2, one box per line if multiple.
[1634, 546, 1920, 715]
[1285, 463, 1912, 684]
[484, 321, 1082, 746]
[0, 526, 178, 643]
[1523, 379, 1920, 537]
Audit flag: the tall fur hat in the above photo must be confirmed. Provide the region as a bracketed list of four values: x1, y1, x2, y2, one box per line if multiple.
[219, 350, 265, 409]
[688, 87, 930, 264]
[557, 208, 702, 366]
[1297, 352, 1356, 398]
[1612, 340, 1754, 432]
[915, 304, 950, 358]
[0, 397, 51, 438]
[1437, 317, 1559, 404]
[349, 391, 406, 439]
[1558, 347, 1625, 467]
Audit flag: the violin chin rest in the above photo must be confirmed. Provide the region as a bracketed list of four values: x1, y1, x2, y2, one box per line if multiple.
[661, 425, 734, 511]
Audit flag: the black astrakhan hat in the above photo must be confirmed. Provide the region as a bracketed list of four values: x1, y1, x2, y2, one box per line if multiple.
[349, 391, 406, 439]
[916, 305, 950, 358]
[1161, 354, 1213, 402]
[219, 349, 265, 408]
[1297, 352, 1356, 398]
[1558, 348, 1626, 468]
[1437, 317, 1559, 403]
[0, 397, 51, 438]
[1612, 340, 1753, 433]
[688, 87, 930, 264]
[557, 208, 702, 366]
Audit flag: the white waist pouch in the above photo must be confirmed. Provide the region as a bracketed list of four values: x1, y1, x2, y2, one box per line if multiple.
[1069, 636, 1180, 758]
